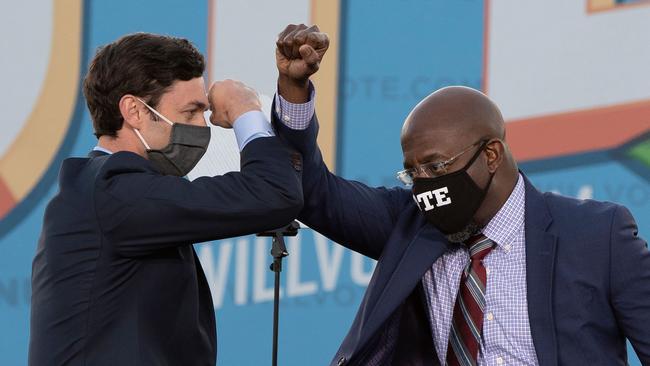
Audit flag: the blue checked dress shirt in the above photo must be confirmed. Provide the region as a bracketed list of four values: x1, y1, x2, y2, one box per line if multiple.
[422, 174, 538, 365]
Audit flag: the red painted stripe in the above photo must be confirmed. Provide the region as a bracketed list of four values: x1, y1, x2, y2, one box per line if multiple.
[0, 177, 16, 220]
[506, 100, 650, 162]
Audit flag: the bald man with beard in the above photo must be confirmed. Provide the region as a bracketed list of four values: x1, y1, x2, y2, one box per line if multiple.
[272, 24, 650, 366]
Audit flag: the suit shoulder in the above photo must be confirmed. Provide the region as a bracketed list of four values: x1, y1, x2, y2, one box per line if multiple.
[390, 186, 415, 208]
[57, 152, 154, 194]
[98, 151, 156, 178]
[541, 191, 623, 224]
[93, 152, 165, 203]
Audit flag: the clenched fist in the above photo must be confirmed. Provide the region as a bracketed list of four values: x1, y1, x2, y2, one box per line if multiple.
[276, 24, 329, 103]
[208, 79, 262, 128]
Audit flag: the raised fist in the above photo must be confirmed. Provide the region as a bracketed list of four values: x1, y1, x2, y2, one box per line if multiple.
[208, 79, 262, 128]
[276, 24, 329, 83]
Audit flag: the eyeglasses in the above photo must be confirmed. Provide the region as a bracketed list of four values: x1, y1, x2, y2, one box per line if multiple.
[396, 139, 488, 186]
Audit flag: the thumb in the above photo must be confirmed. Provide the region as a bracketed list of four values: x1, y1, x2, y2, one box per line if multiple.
[299, 44, 319, 66]
[209, 110, 221, 126]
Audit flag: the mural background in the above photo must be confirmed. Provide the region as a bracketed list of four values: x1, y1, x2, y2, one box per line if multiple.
[1, 0, 648, 364]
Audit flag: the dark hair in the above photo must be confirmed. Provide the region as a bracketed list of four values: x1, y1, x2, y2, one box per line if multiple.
[83, 33, 205, 138]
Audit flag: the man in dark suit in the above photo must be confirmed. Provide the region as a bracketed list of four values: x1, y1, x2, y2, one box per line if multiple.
[272, 25, 650, 365]
[29, 33, 303, 366]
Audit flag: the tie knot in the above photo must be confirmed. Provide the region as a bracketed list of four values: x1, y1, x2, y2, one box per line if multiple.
[465, 234, 494, 260]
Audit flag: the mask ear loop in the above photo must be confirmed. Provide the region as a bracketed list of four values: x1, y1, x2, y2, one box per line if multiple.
[133, 129, 151, 150]
[460, 139, 490, 171]
[475, 139, 496, 194]
[135, 97, 174, 126]
[133, 97, 175, 151]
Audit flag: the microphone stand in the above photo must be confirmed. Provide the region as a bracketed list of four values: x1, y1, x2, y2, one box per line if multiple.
[257, 221, 300, 366]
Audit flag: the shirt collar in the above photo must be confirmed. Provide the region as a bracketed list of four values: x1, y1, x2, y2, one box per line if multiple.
[93, 146, 114, 155]
[481, 173, 525, 249]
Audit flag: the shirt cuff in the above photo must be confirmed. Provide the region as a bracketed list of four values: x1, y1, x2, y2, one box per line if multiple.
[274, 81, 316, 130]
[232, 110, 275, 151]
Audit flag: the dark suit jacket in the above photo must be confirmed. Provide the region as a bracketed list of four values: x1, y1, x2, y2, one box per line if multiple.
[272, 112, 650, 366]
[29, 136, 303, 366]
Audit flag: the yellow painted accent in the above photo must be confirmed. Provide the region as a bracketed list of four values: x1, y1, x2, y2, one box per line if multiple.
[588, 0, 616, 11]
[0, 0, 82, 198]
[311, 0, 340, 172]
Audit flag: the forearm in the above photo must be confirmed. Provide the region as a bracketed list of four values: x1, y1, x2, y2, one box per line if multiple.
[271, 109, 407, 260]
[105, 136, 302, 257]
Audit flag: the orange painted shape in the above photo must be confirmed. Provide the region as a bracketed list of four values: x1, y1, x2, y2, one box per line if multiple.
[587, 0, 616, 12]
[0, 176, 17, 220]
[587, 0, 650, 14]
[506, 100, 650, 162]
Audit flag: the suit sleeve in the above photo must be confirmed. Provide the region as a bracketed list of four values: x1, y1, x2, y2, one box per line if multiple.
[95, 136, 303, 257]
[609, 205, 650, 362]
[272, 106, 411, 260]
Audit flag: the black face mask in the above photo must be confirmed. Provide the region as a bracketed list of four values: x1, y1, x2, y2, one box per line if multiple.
[146, 123, 211, 176]
[135, 97, 211, 177]
[412, 141, 494, 238]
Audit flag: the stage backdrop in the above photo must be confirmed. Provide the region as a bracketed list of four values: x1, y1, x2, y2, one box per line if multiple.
[1, 0, 648, 365]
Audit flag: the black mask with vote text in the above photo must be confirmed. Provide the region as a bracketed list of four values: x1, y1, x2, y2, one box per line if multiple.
[412, 141, 494, 237]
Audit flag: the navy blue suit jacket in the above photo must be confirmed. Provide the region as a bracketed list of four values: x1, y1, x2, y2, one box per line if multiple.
[29, 136, 303, 366]
[272, 112, 650, 366]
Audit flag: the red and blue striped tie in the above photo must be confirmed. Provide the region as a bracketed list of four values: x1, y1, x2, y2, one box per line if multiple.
[446, 234, 495, 366]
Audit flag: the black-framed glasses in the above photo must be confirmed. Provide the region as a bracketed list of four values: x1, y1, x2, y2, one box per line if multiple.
[396, 139, 488, 186]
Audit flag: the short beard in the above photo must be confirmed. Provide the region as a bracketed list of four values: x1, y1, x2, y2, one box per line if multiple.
[445, 221, 481, 243]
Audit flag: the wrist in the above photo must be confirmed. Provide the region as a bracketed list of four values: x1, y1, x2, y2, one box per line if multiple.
[278, 74, 310, 103]
[232, 110, 273, 150]
[229, 106, 263, 125]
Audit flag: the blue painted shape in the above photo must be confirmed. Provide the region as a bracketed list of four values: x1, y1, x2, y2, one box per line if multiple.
[337, 0, 485, 185]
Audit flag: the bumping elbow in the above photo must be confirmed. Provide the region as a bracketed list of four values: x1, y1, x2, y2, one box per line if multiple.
[269, 191, 303, 228]
[278, 174, 304, 219]
[282, 190, 304, 220]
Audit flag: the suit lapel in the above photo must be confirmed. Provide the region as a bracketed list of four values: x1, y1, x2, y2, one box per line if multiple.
[359, 216, 450, 350]
[523, 174, 559, 366]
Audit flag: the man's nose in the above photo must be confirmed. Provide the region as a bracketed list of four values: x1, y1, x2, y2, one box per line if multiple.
[411, 167, 431, 179]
